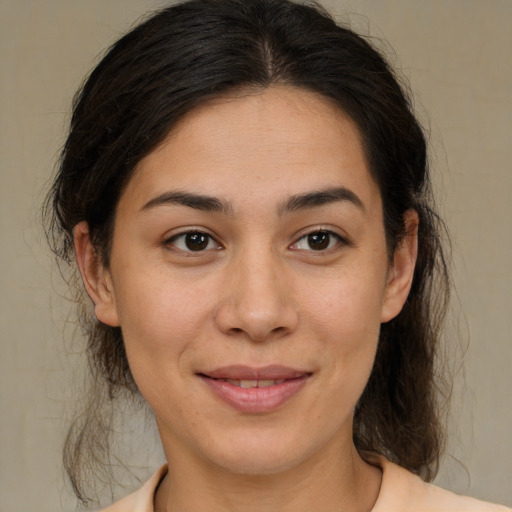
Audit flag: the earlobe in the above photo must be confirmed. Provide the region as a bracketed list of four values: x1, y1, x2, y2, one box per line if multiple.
[381, 210, 419, 323]
[73, 222, 120, 327]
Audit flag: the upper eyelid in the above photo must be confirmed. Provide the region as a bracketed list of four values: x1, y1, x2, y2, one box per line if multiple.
[165, 228, 218, 242]
[293, 226, 348, 243]
[164, 230, 223, 251]
[162, 226, 349, 249]
[293, 230, 343, 245]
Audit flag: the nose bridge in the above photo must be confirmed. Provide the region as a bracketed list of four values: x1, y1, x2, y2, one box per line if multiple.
[215, 242, 297, 341]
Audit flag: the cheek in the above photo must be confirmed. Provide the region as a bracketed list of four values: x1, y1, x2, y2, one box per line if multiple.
[111, 265, 215, 382]
[301, 263, 386, 385]
[304, 262, 386, 336]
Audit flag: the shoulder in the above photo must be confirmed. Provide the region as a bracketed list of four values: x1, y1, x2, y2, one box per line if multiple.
[369, 455, 510, 512]
[99, 465, 168, 512]
[96, 459, 510, 512]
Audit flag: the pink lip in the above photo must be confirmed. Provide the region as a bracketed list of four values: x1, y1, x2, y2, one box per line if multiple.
[198, 365, 311, 414]
[203, 365, 307, 381]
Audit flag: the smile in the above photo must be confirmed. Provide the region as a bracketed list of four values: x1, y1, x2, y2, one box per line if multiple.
[218, 379, 286, 388]
[198, 366, 311, 413]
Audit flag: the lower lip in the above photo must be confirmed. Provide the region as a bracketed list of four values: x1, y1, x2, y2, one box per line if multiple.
[200, 375, 310, 413]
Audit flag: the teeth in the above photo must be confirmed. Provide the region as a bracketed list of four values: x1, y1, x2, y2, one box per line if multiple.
[240, 380, 258, 388]
[224, 379, 285, 388]
[257, 379, 275, 388]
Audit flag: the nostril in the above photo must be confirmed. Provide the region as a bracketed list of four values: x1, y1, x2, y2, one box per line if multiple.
[215, 296, 299, 341]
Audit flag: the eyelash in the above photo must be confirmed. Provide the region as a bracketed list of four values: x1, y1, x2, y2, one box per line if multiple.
[291, 230, 346, 252]
[165, 230, 222, 253]
[164, 229, 347, 254]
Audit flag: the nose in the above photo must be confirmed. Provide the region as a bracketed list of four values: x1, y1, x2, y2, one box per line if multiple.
[214, 248, 299, 342]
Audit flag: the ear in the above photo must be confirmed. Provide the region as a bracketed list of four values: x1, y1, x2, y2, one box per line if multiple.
[381, 210, 419, 323]
[73, 221, 120, 327]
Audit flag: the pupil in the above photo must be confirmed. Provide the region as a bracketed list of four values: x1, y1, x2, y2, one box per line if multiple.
[185, 233, 208, 251]
[308, 232, 329, 250]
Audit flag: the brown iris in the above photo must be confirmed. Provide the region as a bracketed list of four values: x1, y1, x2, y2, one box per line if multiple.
[185, 232, 210, 251]
[307, 232, 331, 250]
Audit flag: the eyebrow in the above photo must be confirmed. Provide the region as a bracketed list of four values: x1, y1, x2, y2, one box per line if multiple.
[278, 186, 365, 215]
[141, 186, 364, 216]
[141, 191, 233, 215]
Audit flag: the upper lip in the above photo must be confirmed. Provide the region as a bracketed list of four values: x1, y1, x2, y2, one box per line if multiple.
[200, 365, 310, 381]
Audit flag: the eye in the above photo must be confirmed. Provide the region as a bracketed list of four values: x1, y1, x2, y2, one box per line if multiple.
[166, 231, 221, 252]
[292, 230, 343, 251]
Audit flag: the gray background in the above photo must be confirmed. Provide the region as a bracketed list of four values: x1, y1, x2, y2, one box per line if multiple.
[1, 1, 511, 510]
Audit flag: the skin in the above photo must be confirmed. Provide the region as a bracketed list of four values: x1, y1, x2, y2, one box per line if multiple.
[75, 86, 418, 512]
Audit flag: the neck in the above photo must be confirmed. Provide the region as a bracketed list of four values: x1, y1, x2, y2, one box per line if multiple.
[154, 442, 381, 512]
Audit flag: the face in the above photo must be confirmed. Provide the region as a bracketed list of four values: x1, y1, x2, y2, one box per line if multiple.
[77, 86, 416, 476]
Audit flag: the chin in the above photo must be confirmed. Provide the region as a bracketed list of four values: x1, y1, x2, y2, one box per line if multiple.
[210, 449, 304, 476]
[199, 426, 328, 476]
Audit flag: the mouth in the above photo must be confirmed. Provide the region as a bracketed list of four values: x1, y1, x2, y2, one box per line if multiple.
[198, 365, 312, 413]
[211, 378, 287, 388]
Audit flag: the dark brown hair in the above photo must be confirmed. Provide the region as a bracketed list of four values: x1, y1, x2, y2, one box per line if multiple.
[44, 0, 450, 504]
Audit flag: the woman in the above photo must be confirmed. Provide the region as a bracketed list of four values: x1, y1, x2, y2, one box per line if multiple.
[45, 0, 509, 510]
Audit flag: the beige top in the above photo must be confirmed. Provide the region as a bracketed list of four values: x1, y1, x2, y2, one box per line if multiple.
[101, 457, 510, 512]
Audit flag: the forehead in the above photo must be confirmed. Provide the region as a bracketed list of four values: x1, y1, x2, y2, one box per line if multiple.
[124, 86, 379, 213]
